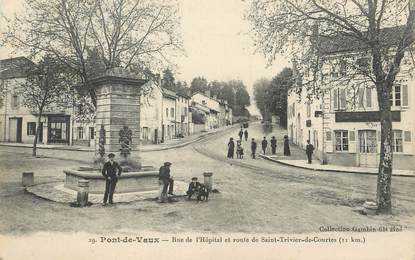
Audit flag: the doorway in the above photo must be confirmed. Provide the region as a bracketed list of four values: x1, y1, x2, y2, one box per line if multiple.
[9, 117, 22, 142]
[358, 130, 378, 167]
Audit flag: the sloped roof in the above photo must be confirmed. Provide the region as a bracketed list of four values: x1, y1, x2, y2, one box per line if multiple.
[0, 57, 35, 79]
[315, 26, 405, 55]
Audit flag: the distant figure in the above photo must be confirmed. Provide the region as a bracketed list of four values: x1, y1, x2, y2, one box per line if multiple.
[261, 137, 268, 154]
[238, 128, 244, 140]
[306, 140, 314, 164]
[101, 153, 122, 205]
[284, 135, 291, 156]
[236, 140, 244, 159]
[251, 138, 257, 159]
[227, 137, 235, 159]
[158, 162, 174, 202]
[244, 129, 249, 141]
[270, 136, 277, 155]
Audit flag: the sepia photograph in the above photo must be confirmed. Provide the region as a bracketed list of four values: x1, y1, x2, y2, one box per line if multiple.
[0, 0, 414, 259]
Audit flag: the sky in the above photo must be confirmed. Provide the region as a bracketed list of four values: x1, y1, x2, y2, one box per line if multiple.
[0, 0, 290, 115]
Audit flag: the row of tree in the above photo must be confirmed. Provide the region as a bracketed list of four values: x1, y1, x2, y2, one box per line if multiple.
[253, 68, 293, 128]
[160, 69, 251, 117]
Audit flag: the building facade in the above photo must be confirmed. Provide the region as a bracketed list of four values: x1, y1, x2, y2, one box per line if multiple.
[287, 28, 415, 170]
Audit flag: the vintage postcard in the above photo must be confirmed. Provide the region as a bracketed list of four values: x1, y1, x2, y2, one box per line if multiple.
[0, 0, 414, 259]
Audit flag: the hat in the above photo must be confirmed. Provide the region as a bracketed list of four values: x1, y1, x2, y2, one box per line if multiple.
[108, 153, 115, 158]
[191, 177, 198, 181]
[164, 162, 172, 166]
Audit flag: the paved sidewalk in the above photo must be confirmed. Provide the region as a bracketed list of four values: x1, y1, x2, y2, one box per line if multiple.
[260, 155, 415, 177]
[0, 125, 237, 153]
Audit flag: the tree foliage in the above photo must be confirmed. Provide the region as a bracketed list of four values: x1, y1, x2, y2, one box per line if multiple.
[20, 56, 70, 156]
[3, 0, 183, 107]
[253, 68, 294, 128]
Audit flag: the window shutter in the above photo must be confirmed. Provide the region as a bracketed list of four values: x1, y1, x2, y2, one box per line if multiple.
[333, 89, 338, 110]
[349, 131, 355, 141]
[358, 87, 364, 108]
[402, 85, 408, 107]
[340, 88, 346, 109]
[404, 131, 411, 142]
[366, 87, 372, 108]
[326, 131, 332, 141]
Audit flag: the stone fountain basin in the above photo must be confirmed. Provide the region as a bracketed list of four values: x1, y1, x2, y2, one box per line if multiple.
[64, 167, 159, 194]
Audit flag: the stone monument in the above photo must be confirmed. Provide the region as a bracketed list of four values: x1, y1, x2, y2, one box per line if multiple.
[64, 67, 159, 194]
[92, 67, 146, 171]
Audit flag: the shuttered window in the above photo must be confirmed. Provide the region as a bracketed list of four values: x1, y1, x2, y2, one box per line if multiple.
[402, 85, 409, 107]
[366, 87, 372, 108]
[340, 89, 346, 109]
[333, 89, 338, 110]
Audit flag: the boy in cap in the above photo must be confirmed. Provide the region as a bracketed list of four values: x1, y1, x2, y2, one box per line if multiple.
[158, 162, 174, 202]
[102, 153, 122, 205]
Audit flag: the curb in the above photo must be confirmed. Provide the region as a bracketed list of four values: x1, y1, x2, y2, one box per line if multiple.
[259, 155, 415, 178]
[0, 126, 239, 153]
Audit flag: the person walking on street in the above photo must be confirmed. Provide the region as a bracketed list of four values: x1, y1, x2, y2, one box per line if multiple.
[251, 138, 257, 159]
[238, 128, 243, 140]
[270, 136, 277, 155]
[306, 140, 314, 164]
[284, 135, 291, 156]
[261, 137, 268, 154]
[102, 153, 122, 205]
[158, 162, 174, 202]
[244, 129, 248, 141]
[227, 137, 235, 159]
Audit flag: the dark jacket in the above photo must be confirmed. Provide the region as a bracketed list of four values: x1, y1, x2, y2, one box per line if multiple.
[306, 144, 314, 155]
[102, 161, 122, 179]
[228, 140, 235, 149]
[271, 139, 277, 147]
[159, 165, 171, 181]
[187, 182, 202, 193]
[262, 139, 268, 148]
[251, 141, 257, 150]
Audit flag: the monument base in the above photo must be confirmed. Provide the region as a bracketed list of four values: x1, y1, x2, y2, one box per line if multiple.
[64, 166, 158, 194]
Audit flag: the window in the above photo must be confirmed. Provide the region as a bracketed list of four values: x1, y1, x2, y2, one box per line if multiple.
[170, 108, 174, 118]
[392, 130, 403, 153]
[89, 127, 95, 140]
[333, 88, 346, 110]
[356, 57, 370, 72]
[390, 84, 408, 107]
[11, 94, 19, 109]
[78, 127, 84, 139]
[404, 131, 411, 142]
[184, 107, 188, 117]
[359, 130, 377, 153]
[27, 122, 36, 136]
[306, 102, 311, 118]
[339, 61, 347, 76]
[334, 130, 349, 151]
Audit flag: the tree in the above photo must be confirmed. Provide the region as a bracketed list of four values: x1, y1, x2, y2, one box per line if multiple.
[247, 0, 415, 214]
[190, 76, 209, 94]
[253, 78, 270, 118]
[20, 56, 69, 156]
[161, 68, 176, 90]
[268, 68, 294, 128]
[3, 0, 183, 107]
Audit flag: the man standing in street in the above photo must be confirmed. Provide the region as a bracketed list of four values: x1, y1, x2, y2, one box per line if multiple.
[244, 129, 249, 141]
[238, 128, 244, 140]
[261, 137, 268, 154]
[270, 136, 277, 155]
[102, 153, 122, 206]
[251, 138, 257, 159]
[306, 140, 314, 164]
[158, 162, 174, 202]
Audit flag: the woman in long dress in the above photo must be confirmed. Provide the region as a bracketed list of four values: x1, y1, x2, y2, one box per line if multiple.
[227, 137, 235, 158]
[283, 135, 291, 156]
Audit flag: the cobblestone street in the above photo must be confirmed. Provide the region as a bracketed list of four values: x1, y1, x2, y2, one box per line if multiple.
[1, 122, 414, 235]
